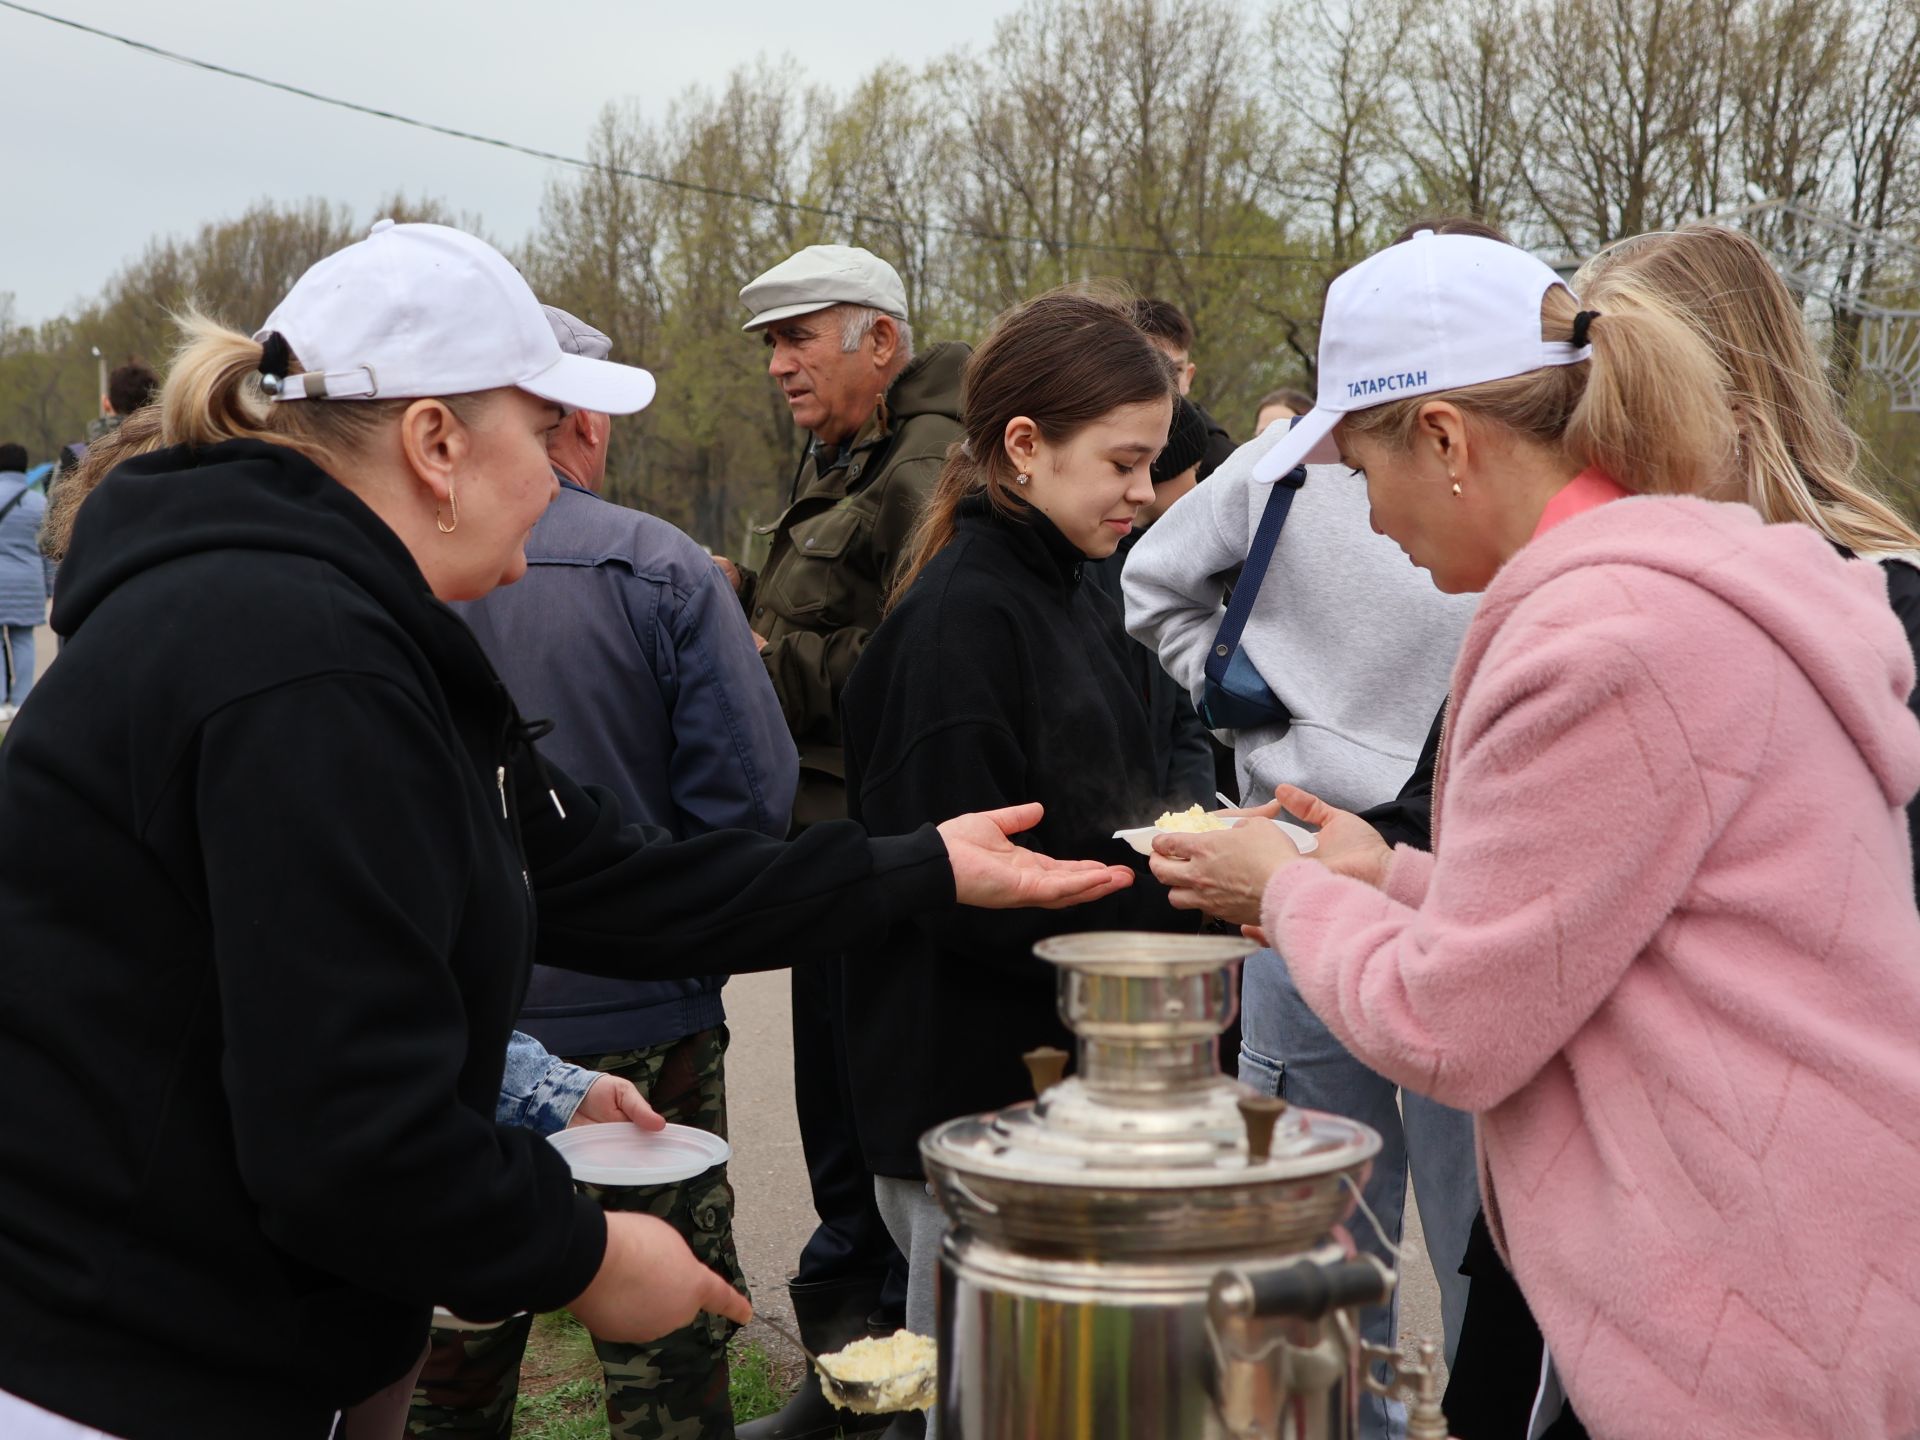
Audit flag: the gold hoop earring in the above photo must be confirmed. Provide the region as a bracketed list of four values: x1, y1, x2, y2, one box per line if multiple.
[437, 482, 460, 534]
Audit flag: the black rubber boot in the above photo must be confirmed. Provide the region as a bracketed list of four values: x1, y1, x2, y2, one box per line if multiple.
[738, 1276, 892, 1439]
[876, 1413, 927, 1440]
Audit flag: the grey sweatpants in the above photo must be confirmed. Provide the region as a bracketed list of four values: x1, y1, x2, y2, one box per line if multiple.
[873, 1174, 946, 1439]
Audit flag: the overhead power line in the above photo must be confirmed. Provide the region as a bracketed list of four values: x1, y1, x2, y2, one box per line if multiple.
[0, 0, 1326, 268]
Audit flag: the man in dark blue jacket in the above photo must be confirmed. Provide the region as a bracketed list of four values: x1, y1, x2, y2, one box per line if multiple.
[419, 308, 799, 1440]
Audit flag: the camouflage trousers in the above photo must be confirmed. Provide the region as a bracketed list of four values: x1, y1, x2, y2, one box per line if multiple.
[407, 1026, 746, 1440]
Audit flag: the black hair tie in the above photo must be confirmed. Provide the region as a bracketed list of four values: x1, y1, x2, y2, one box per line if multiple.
[1571, 310, 1600, 348]
[258, 331, 292, 392]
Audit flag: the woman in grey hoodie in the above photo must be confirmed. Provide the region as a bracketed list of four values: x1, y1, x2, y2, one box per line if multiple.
[1123, 419, 1476, 1439]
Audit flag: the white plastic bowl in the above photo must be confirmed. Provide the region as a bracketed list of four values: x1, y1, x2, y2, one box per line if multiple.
[1112, 815, 1319, 858]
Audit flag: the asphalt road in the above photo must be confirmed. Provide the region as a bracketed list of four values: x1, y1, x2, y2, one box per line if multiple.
[721, 967, 1445, 1391]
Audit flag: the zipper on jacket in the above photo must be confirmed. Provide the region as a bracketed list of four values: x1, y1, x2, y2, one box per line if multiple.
[495, 765, 509, 820]
[1429, 697, 1453, 851]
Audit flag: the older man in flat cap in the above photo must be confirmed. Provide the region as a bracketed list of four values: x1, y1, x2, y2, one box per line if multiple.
[412, 305, 799, 1440]
[717, 248, 966, 1440]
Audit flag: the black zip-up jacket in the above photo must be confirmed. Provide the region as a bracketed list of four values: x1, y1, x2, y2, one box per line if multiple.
[0, 440, 951, 1440]
[839, 498, 1199, 1177]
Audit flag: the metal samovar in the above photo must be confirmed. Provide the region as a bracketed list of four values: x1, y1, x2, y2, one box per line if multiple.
[920, 932, 1452, 1439]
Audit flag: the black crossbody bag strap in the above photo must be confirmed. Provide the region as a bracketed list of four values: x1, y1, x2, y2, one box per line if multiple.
[1203, 462, 1305, 688]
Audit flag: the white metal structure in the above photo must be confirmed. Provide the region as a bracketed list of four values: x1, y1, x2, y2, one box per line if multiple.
[1709, 199, 1920, 411]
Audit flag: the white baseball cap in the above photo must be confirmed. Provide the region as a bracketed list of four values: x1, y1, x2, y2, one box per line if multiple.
[739, 244, 909, 331]
[255, 220, 656, 414]
[1250, 232, 1590, 484]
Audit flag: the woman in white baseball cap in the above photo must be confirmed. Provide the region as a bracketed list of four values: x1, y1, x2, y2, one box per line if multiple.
[0, 222, 1133, 1440]
[1147, 230, 1920, 1438]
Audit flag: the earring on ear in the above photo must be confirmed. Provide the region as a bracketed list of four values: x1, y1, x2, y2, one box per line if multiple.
[1016, 473, 1030, 486]
[437, 481, 460, 534]
[1450, 475, 1462, 498]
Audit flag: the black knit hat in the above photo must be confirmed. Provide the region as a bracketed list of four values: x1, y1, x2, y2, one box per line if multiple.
[1151, 396, 1210, 485]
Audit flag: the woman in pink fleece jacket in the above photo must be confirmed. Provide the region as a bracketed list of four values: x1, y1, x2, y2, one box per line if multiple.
[1153, 232, 1920, 1439]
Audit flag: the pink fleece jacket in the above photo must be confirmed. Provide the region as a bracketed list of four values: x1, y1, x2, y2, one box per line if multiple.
[1265, 496, 1920, 1439]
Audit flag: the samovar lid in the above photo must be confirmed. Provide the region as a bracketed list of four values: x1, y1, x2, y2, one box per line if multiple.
[920, 930, 1381, 1194]
[1032, 931, 1261, 978]
[923, 1098, 1381, 1190]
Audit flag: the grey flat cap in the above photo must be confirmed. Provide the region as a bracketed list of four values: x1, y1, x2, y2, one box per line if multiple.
[740, 245, 909, 332]
[543, 304, 613, 361]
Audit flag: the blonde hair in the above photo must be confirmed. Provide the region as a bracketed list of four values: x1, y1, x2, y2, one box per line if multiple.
[41, 405, 167, 564]
[1577, 225, 1920, 557]
[1341, 275, 1736, 499]
[160, 310, 490, 470]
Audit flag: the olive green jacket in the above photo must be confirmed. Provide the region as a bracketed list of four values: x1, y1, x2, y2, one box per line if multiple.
[738, 341, 968, 827]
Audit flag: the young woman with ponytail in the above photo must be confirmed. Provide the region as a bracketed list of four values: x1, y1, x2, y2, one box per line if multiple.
[1578, 223, 1920, 892]
[0, 224, 1130, 1440]
[837, 292, 1204, 1427]
[1148, 231, 1920, 1439]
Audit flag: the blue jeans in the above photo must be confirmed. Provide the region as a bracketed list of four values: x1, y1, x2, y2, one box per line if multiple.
[1239, 949, 1478, 1440]
[2, 624, 33, 706]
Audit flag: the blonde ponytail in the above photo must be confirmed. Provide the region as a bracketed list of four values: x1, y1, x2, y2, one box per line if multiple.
[1342, 281, 1736, 499]
[1550, 285, 1736, 498]
[160, 312, 281, 450]
[158, 309, 482, 470]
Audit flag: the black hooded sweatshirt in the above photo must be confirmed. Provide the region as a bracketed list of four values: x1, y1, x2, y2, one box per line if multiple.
[0, 440, 951, 1440]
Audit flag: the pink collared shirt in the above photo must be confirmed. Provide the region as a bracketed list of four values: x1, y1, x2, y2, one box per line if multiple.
[1531, 466, 1633, 540]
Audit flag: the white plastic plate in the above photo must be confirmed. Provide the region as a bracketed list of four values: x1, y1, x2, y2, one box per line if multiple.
[545, 1121, 732, 1186]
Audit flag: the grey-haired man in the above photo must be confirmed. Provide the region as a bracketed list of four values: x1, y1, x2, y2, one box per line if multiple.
[721, 246, 967, 1440]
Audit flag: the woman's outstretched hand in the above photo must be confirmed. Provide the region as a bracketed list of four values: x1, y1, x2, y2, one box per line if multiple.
[939, 803, 1135, 910]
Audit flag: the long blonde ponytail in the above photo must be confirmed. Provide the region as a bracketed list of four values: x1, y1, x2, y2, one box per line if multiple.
[1552, 284, 1736, 498]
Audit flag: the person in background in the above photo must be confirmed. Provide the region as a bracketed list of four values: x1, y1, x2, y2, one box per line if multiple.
[1130, 297, 1237, 476]
[38, 408, 166, 574]
[1580, 224, 1920, 893]
[45, 365, 163, 603]
[1082, 394, 1216, 813]
[1124, 288, 1479, 1439]
[714, 245, 970, 1440]
[0, 442, 52, 722]
[1128, 300, 1246, 802]
[1253, 387, 1314, 436]
[408, 306, 797, 1439]
[102, 362, 160, 436]
[1149, 229, 1920, 1440]
[0, 220, 1130, 1440]
[841, 289, 1203, 1439]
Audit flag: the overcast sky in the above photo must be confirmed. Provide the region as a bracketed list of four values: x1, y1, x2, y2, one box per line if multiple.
[0, 0, 1026, 325]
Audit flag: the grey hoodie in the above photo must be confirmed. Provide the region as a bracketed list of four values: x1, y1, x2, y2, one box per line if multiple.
[1123, 425, 1476, 812]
